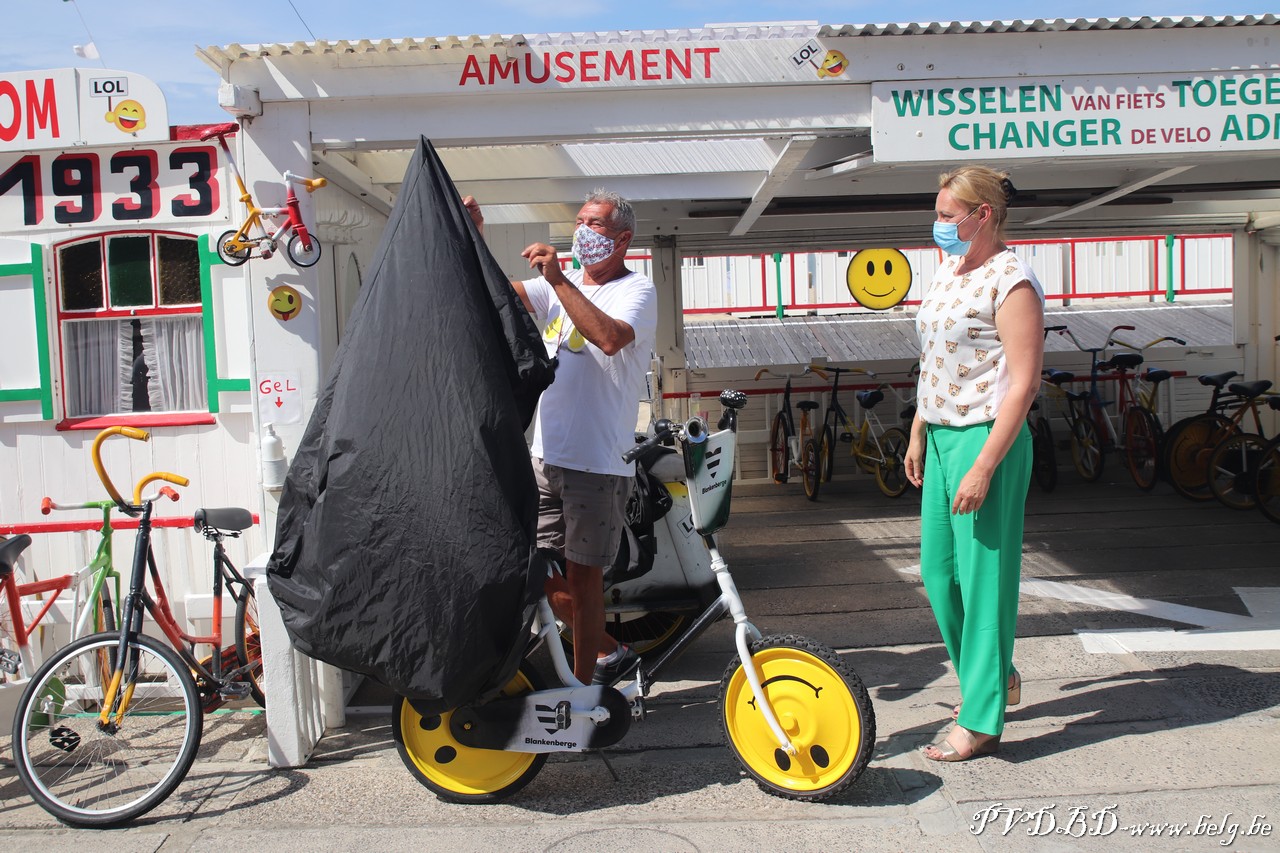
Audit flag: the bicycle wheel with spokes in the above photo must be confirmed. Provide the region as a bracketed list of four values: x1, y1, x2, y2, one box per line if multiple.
[873, 426, 909, 497]
[1031, 418, 1058, 492]
[1254, 439, 1280, 524]
[1208, 432, 1266, 510]
[12, 632, 202, 827]
[819, 425, 836, 484]
[1164, 414, 1235, 500]
[769, 412, 789, 484]
[801, 438, 822, 501]
[393, 662, 546, 803]
[721, 634, 875, 801]
[1123, 407, 1161, 491]
[235, 587, 265, 707]
[1069, 417, 1105, 482]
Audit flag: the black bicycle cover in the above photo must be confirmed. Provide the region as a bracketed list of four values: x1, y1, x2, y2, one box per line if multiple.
[267, 137, 556, 712]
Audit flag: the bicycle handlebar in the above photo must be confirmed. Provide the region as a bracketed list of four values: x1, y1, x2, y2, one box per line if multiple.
[623, 419, 680, 464]
[198, 122, 239, 142]
[133, 472, 189, 505]
[92, 426, 149, 508]
[283, 171, 328, 193]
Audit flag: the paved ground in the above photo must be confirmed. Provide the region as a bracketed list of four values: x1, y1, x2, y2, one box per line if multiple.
[2, 464, 1279, 851]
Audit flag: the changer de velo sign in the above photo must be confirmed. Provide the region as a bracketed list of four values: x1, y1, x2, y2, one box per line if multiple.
[872, 71, 1280, 162]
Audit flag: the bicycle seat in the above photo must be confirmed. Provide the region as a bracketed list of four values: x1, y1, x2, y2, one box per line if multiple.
[1227, 379, 1273, 399]
[796, 401, 821, 412]
[194, 508, 254, 534]
[1143, 368, 1172, 384]
[1197, 371, 1239, 388]
[0, 533, 32, 578]
[855, 389, 884, 409]
[1044, 369, 1074, 385]
[1108, 353, 1144, 371]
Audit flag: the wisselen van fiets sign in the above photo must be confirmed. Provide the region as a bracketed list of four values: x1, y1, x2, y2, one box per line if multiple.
[872, 71, 1280, 161]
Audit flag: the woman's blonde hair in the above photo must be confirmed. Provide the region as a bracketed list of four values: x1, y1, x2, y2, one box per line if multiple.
[938, 165, 1016, 240]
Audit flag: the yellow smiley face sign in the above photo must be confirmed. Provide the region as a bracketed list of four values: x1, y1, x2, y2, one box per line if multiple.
[104, 99, 147, 134]
[268, 285, 302, 321]
[846, 248, 912, 310]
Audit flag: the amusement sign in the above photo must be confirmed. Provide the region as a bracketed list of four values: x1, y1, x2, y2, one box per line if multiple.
[872, 71, 1280, 161]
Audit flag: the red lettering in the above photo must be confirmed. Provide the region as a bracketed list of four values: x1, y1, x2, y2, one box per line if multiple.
[605, 51, 635, 81]
[25, 78, 59, 138]
[579, 50, 599, 82]
[666, 49, 690, 79]
[459, 55, 484, 85]
[0, 81, 19, 142]
[488, 55, 520, 84]
[554, 51, 575, 82]
[694, 47, 718, 77]
[641, 49, 660, 81]
[525, 53, 551, 84]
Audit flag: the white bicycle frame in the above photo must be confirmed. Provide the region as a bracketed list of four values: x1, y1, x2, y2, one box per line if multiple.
[528, 414, 798, 756]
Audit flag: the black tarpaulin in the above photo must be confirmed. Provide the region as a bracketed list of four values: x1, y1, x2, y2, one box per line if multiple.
[266, 137, 556, 712]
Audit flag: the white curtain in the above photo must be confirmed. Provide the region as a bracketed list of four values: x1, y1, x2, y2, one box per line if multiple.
[63, 321, 124, 417]
[140, 316, 206, 411]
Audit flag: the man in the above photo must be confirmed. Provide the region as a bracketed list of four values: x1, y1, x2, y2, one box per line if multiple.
[465, 190, 658, 687]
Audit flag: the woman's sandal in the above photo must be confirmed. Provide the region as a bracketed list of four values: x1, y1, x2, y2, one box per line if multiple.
[951, 668, 1022, 720]
[924, 726, 1001, 762]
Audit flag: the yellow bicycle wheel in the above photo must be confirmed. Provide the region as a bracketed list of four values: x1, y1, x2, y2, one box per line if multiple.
[720, 635, 875, 800]
[393, 663, 546, 803]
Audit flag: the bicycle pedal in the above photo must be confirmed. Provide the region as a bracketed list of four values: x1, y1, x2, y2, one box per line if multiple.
[554, 700, 572, 730]
[0, 649, 20, 674]
[219, 681, 253, 700]
[49, 725, 80, 753]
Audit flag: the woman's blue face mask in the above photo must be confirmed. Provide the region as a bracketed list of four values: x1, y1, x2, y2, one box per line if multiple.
[933, 207, 981, 256]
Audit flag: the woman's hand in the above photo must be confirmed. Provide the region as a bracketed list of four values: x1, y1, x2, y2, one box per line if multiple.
[906, 434, 925, 488]
[952, 460, 994, 515]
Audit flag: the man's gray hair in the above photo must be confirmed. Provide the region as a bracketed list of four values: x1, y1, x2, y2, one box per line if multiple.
[585, 188, 636, 234]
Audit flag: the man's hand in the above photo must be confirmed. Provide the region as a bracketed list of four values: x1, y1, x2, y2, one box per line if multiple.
[462, 195, 484, 235]
[522, 243, 568, 286]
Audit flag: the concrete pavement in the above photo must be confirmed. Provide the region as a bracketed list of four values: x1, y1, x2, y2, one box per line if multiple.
[2, 474, 1278, 851]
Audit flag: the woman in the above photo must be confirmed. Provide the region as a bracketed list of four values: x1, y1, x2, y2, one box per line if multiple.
[905, 165, 1045, 762]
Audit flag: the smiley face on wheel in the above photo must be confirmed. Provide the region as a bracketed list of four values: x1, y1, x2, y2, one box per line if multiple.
[846, 248, 912, 310]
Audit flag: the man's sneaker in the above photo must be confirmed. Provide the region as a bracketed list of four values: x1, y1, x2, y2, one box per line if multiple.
[592, 645, 641, 686]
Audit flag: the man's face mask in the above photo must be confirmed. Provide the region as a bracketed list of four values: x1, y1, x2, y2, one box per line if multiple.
[571, 223, 617, 266]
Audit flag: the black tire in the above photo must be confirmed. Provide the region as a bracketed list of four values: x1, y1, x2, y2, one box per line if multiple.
[1208, 432, 1266, 510]
[801, 438, 822, 501]
[215, 229, 250, 266]
[1255, 439, 1280, 524]
[235, 587, 266, 708]
[819, 425, 836, 484]
[769, 412, 789, 484]
[874, 426, 909, 497]
[393, 662, 547, 803]
[720, 635, 875, 801]
[12, 632, 202, 827]
[1031, 418, 1058, 492]
[1069, 416, 1105, 482]
[1123, 407, 1160, 491]
[286, 232, 322, 267]
[1164, 414, 1236, 500]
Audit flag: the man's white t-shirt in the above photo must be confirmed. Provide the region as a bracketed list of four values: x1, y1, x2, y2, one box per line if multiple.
[524, 268, 657, 477]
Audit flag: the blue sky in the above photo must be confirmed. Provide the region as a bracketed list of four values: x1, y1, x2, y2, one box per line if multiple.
[5, 1, 1265, 124]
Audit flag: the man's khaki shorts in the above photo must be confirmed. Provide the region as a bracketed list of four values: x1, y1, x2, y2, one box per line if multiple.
[532, 457, 631, 567]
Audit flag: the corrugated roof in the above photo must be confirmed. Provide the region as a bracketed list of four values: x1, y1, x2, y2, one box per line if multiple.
[200, 16, 1278, 66]
[684, 301, 1233, 370]
[820, 14, 1279, 36]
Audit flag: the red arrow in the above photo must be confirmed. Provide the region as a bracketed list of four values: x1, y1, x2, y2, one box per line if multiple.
[275, 397, 283, 407]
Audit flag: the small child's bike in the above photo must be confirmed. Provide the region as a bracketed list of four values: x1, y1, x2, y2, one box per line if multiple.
[201, 122, 327, 268]
[392, 390, 876, 802]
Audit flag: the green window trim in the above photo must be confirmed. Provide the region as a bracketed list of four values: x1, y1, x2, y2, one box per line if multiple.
[0, 244, 53, 420]
[200, 234, 250, 413]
